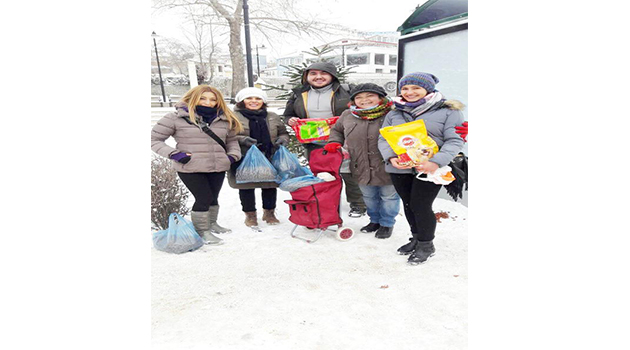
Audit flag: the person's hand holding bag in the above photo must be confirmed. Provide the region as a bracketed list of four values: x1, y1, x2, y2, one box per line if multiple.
[324, 142, 342, 152]
[241, 137, 257, 147]
[274, 138, 288, 147]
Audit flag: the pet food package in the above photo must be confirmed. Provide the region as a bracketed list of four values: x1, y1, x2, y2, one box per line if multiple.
[291, 117, 339, 144]
[379, 119, 439, 166]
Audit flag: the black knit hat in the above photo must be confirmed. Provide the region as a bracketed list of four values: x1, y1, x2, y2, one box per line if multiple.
[350, 83, 387, 100]
[301, 61, 339, 84]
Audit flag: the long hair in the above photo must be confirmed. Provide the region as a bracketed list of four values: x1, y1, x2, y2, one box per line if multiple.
[180, 85, 243, 133]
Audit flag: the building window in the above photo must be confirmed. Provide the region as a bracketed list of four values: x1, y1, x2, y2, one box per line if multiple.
[390, 69, 396, 74]
[218, 66, 223, 72]
[389, 55, 397, 66]
[375, 54, 385, 65]
[327, 55, 342, 66]
[347, 53, 369, 65]
[376, 69, 383, 73]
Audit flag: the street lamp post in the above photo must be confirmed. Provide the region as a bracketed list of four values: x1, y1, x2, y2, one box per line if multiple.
[243, 0, 254, 87]
[255, 44, 266, 79]
[152, 31, 167, 107]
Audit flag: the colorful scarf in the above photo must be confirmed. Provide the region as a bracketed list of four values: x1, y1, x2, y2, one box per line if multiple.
[393, 91, 444, 119]
[350, 98, 393, 120]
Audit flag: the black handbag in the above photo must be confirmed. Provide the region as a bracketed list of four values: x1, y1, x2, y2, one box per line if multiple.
[445, 152, 468, 202]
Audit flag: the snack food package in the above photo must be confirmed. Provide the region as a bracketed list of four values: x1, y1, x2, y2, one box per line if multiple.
[291, 116, 339, 144]
[379, 119, 439, 166]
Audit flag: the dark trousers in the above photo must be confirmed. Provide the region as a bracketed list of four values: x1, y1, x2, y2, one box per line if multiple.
[305, 144, 366, 209]
[177, 172, 226, 212]
[389, 173, 442, 242]
[341, 173, 366, 209]
[239, 188, 277, 212]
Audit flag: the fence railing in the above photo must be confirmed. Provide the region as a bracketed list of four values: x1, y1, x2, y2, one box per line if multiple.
[150, 101, 288, 127]
[152, 95, 288, 108]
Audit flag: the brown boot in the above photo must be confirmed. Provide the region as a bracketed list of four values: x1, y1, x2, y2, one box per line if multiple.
[244, 211, 258, 227]
[262, 209, 280, 225]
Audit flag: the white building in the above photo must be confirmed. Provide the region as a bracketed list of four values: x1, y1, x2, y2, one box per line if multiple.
[308, 37, 399, 75]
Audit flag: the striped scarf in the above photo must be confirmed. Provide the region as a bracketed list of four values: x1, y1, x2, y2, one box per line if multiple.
[393, 91, 444, 119]
[350, 98, 393, 120]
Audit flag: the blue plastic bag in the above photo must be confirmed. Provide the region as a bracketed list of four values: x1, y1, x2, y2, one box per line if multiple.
[236, 146, 279, 184]
[271, 145, 310, 183]
[152, 213, 204, 254]
[279, 175, 325, 192]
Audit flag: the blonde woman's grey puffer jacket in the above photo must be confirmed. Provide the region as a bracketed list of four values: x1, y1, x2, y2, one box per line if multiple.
[151, 102, 241, 173]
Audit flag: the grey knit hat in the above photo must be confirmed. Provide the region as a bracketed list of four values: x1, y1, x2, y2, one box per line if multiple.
[350, 83, 387, 100]
[301, 61, 339, 84]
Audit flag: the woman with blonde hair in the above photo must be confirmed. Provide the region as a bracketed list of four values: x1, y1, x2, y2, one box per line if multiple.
[152, 85, 243, 245]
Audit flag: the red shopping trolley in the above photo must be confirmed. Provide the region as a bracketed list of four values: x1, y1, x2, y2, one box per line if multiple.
[284, 148, 355, 243]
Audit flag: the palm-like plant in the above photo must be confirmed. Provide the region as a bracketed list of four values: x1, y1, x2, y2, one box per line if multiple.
[264, 45, 355, 99]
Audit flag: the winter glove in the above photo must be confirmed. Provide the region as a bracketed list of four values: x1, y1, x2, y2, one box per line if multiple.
[274, 138, 288, 147]
[227, 155, 236, 164]
[241, 137, 257, 147]
[170, 152, 191, 164]
[455, 121, 468, 142]
[324, 142, 342, 153]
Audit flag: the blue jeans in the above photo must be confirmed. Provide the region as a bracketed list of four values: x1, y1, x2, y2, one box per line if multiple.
[358, 184, 400, 227]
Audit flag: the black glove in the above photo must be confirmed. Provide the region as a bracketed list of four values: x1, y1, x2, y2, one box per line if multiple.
[241, 137, 257, 147]
[274, 138, 288, 147]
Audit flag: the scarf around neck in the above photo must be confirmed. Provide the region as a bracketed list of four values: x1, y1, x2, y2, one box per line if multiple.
[240, 108, 273, 158]
[350, 97, 393, 120]
[195, 105, 220, 124]
[393, 91, 444, 119]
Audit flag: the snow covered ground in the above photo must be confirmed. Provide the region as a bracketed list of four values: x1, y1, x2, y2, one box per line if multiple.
[151, 180, 468, 349]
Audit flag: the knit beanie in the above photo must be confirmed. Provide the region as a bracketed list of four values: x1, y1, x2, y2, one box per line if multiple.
[398, 72, 439, 93]
[302, 61, 339, 84]
[235, 87, 268, 103]
[350, 83, 387, 100]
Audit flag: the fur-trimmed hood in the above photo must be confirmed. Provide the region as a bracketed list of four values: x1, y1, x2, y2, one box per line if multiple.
[443, 99, 465, 111]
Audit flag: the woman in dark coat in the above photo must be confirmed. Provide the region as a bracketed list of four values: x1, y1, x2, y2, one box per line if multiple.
[227, 87, 290, 228]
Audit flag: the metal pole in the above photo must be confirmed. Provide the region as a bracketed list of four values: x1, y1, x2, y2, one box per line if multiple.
[152, 32, 167, 106]
[256, 45, 261, 79]
[243, 0, 254, 87]
[342, 45, 345, 67]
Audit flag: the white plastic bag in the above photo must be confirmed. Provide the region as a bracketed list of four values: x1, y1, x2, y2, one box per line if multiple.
[415, 165, 456, 185]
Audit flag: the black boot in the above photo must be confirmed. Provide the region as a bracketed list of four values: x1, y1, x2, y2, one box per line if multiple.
[408, 241, 435, 265]
[397, 237, 418, 255]
[360, 222, 381, 233]
[375, 226, 393, 239]
[348, 206, 367, 218]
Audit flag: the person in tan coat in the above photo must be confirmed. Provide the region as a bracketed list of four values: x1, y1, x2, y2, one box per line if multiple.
[151, 85, 243, 245]
[227, 87, 290, 228]
[326, 83, 401, 239]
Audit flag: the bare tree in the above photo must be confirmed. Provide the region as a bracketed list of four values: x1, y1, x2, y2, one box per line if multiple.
[159, 37, 195, 74]
[153, 0, 352, 97]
